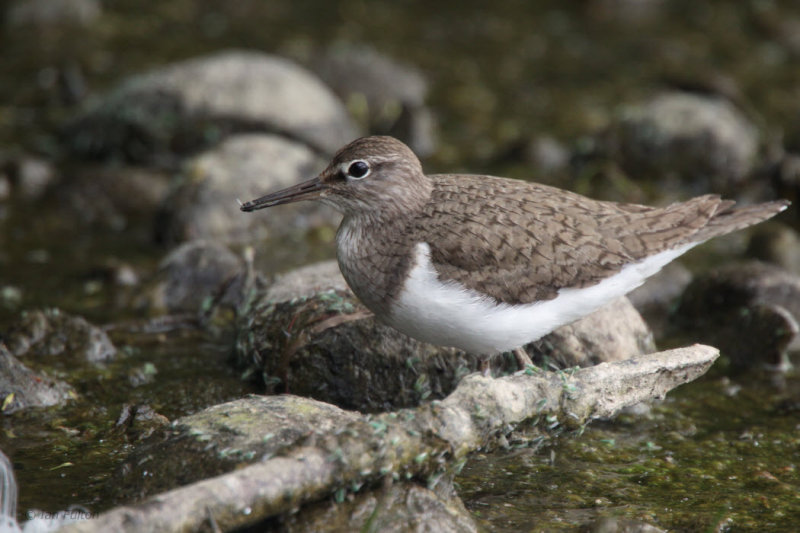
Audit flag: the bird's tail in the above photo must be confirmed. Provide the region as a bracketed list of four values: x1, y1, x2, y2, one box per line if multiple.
[691, 199, 790, 242]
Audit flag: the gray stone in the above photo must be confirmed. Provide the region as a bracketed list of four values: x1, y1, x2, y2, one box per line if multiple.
[141, 240, 250, 314]
[313, 44, 436, 156]
[5, 308, 116, 364]
[746, 222, 800, 276]
[113, 394, 358, 502]
[6, 0, 100, 28]
[0, 343, 75, 414]
[66, 50, 360, 163]
[610, 92, 759, 190]
[675, 261, 800, 369]
[157, 134, 333, 244]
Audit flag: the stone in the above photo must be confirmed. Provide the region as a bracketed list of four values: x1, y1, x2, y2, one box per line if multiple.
[65, 50, 359, 164]
[746, 222, 800, 276]
[313, 44, 436, 156]
[609, 92, 759, 191]
[140, 240, 252, 314]
[0, 343, 75, 414]
[156, 134, 331, 244]
[675, 261, 800, 370]
[5, 308, 116, 364]
[6, 0, 101, 28]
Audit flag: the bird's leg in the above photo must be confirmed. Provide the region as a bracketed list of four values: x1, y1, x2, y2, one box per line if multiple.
[513, 346, 534, 371]
[479, 358, 492, 377]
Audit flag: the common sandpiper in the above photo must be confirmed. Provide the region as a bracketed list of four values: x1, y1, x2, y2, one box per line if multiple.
[241, 136, 789, 374]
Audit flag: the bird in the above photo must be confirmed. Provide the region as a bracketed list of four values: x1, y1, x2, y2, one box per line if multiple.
[241, 135, 789, 375]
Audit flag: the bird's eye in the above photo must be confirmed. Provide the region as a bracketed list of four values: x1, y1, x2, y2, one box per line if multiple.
[347, 160, 370, 179]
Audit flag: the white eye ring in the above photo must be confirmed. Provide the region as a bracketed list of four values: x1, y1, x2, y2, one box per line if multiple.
[342, 160, 371, 180]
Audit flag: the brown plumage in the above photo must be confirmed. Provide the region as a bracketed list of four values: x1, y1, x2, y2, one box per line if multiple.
[241, 135, 789, 345]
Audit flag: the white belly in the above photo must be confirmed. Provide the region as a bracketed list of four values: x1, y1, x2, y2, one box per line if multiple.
[387, 242, 696, 355]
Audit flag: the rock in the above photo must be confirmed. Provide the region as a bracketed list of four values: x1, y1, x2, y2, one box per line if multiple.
[525, 135, 570, 176]
[61, 165, 171, 228]
[313, 44, 436, 156]
[628, 262, 693, 338]
[66, 51, 360, 164]
[5, 0, 101, 28]
[263, 260, 347, 303]
[675, 261, 800, 370]
[746, 222, 800, 276]
[609, 92, 758, 192]
[0, 343, 75, 414]
[112, 394, 359, 502]
[524, 297, 656, 369]
[235, 262, 656, 411]
[4, 308, 116, 364]
[279, 483, 478, 533]
[156, 134, 331, 244]
[140, 240, 253, 314]
[0, 154, 58, 200]
[112, 404, 170, 442]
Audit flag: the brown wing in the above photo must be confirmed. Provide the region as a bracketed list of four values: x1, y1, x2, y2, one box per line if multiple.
[416, 174, 728, 305]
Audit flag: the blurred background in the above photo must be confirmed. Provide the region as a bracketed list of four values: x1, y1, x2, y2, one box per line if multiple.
[1, 0, 800, 530]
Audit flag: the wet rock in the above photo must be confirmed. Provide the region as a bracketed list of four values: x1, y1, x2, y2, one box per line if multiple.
[264, 260, 347, 303]
[746, 222, 800, 276]
[140, 240, 254, 314]
[4, 308, 116, 364]
[313, 44, 436, 156]
[524, 297, 656, 368]
[236, 262, 656, 411]
[608, 92, 759, 192]
[5, 0, 101, 28]
[525, 135, 570, 176]
[0, 343, 75, 414]
[66, 50, 359, 164]
[0, 154, 58, 201]
[113, 394, 358, 502]
[61, 165, 170, 228]
[112, 403, 170, 442]
[675, 261, 800, 370]
[156, 134, 331, 244]
[628, 262, 693, 338]
[277, 482, 477, 533]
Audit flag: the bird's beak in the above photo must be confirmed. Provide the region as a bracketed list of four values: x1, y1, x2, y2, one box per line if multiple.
[240, 176, 327, 212]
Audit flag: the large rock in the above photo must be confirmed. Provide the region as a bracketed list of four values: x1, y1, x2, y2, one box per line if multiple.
[65, 50, 360, 164]
[0, 343, 75, 414]
[675, 261, 800, 370]
[4, 308, 116, 364]
[608, 91, 759, 191]
[235, 261, 656, 411]
[313, 44, 436, 156]
[5, 0, 101, 28]
[156, 134, 332, 244]
[139, 240, 256, 315]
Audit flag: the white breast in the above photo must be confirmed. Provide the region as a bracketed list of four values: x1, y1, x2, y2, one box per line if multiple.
[387, 242, 696, 355]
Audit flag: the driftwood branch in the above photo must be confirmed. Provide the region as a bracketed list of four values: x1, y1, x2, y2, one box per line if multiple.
[59, 344, 718, 533]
